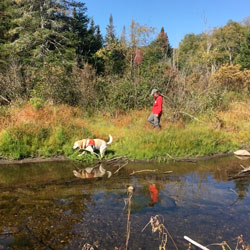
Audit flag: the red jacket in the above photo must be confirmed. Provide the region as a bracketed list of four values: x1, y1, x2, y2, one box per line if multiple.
[152, 95, 163, 115]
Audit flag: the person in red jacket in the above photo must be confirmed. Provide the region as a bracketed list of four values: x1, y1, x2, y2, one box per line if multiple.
[148, 88, 163, 129]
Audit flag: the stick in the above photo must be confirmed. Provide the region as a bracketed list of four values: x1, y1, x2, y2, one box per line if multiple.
[114, 161, 128, 174]
[130, 169, 157, 175]
[125, 192, 133, 250]
[184, 236, 210, 250]
[164, 171, 173, 174]
[141, 221, 151, 232]
[179, 111, 207, 124]
[0, 95, 10, 104]
[229, 188, 238, 196]
[166, 153, 175, 160]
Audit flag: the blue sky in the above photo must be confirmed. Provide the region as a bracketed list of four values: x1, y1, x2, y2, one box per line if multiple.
[82, 0, 250, 48]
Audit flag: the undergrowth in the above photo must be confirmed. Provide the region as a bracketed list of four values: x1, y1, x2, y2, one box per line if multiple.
[0, 102, 249, 161]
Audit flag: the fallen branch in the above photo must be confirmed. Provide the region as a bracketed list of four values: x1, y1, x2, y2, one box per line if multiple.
[0, 95, 10, 104]
[130, 169, 157, 175]
[240, 165, 250, 173]
[114, 161, 129, 174]
[184, 236, 209, 250]
[179, 111, 207, 124]
[164, 171, 173, 174]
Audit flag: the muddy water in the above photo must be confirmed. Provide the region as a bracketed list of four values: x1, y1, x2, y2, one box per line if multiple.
[0, 156, 250, 249]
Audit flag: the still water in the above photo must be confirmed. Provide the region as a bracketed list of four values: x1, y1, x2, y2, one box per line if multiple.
[0, 156, 250, 249]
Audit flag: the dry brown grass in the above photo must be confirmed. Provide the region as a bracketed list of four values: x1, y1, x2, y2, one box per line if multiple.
[0, 104, 82, 130]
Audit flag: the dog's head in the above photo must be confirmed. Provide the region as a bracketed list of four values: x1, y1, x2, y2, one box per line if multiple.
[73, 140, 86, 149]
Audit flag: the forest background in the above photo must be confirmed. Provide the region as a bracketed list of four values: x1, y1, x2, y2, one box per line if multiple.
[0, 0, 249, 160]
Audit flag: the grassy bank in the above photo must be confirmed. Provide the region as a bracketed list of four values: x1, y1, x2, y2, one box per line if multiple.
[0, 102, 249, 161]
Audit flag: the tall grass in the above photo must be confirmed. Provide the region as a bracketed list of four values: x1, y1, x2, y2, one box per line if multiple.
[0, 102, 249, 161]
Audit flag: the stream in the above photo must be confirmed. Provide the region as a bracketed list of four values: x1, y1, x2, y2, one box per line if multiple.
[0, 155, 250, 249]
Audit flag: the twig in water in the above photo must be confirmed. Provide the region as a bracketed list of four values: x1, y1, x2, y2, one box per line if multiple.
[230, 188, 238, 196]
[125, 186, 133, 250]
[142, 215, 178, 250]
[184, 236, 209, 250]
[130, 169, 158, 175]
[164, 171, 173, 174]
[114, 161, 129, 174]
[208, 235, 247, 250]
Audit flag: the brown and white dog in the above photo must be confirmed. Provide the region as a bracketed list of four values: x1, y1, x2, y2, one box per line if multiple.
[73, 164, 112, 179]
[73, 134, 113, 158]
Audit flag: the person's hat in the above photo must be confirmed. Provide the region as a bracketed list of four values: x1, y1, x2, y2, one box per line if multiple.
[151, 88, 158, 96]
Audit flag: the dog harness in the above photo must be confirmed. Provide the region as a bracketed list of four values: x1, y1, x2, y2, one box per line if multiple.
[84, 139, 95, 148]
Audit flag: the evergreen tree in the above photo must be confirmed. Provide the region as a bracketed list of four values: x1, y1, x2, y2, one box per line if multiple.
[6, 0, 77, 66]
[155, 27, 172, 58]
[0, 0, 12, 65]
[120, 26, 127, 46]
[105, 14, 117, 45]
[237, 29, 250, 69]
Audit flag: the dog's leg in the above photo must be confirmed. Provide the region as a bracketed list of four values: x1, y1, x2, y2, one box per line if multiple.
[85, 146, 100, 158]
[100, 145, 107, 159]
[78, 151, 86, 156]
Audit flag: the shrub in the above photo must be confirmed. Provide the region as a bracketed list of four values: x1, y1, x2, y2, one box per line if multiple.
[29, 97, 44, 110]
[211, 64, 250, 91]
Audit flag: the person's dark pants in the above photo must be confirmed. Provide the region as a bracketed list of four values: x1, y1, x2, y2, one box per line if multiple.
[147, 113, 161, 128]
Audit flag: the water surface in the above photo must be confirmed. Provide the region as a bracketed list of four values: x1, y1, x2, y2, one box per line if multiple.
[0, 156, 250, 249]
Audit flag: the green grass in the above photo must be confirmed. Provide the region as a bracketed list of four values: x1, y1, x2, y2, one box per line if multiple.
[0, 103, 248, 161]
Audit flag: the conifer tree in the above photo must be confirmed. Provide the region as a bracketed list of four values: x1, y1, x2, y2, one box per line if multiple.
[0, 0, 11, 65]
[105, 14, 117, 45]
[237, 30, 250, 69]
[120, 26, 127, 46]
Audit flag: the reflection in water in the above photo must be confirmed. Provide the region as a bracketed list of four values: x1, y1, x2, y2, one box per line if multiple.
[73, 164, 112, 179]
[149, 184, 159, 206]
[0, 156, 250, 249]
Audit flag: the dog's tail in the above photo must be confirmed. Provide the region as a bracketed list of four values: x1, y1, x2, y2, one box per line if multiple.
[107, 134, 113, 145]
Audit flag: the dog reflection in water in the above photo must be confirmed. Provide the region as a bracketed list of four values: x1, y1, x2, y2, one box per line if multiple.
[73, 164, 112, 179]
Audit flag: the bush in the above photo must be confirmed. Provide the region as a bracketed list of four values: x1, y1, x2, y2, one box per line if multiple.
[29, 97, 44, 110]
[211, 64, 250, 92]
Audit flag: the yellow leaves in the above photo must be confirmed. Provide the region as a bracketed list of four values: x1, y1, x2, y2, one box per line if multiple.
[14, 0, 22, 4]
[211, 64, 250, 90]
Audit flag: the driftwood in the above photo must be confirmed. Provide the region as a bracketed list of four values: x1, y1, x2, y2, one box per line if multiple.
[229, 164, 250, 180]
[164, 171, 173, 174]
[184, 236, 209, 250]
[130, 169, 158, 175]
[114, 161, 129, 174]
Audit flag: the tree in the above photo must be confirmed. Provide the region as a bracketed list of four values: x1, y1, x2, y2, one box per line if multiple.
[178, 33, 202, 71]
[105, 14, 117, 45]
[71, 11, 103, 68]
[120, 26, 127, 46]
[237, 29, 250, 69]
[143, 27, 172, 65]
[0, 0, 12, 66]
[214, 21, 245, 65]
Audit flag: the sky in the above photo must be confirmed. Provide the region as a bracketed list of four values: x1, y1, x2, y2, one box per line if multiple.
[82, 0, 250, 48]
